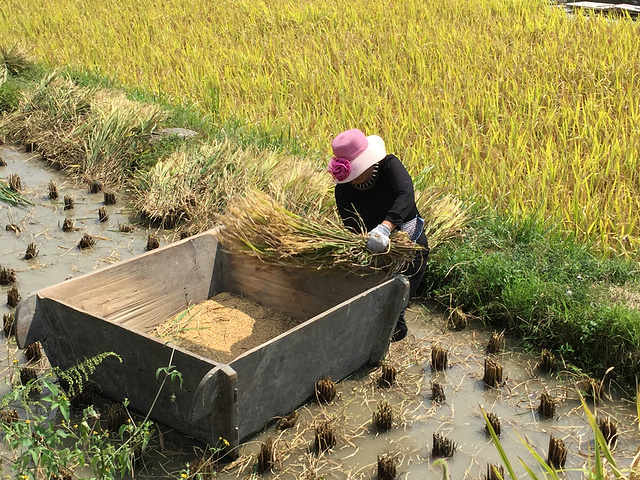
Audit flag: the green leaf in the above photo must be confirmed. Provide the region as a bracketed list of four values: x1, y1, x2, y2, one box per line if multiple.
[519, 455, 543, 480]
[59, 401, 70, 422]
[481, 406, 519, 480]
[42, 379, 59, 397]
[580, 396, 625, 479]
[516, 430, 561, 479]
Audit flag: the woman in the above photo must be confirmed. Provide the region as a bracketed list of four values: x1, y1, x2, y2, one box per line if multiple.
[327, 128, 429, 341]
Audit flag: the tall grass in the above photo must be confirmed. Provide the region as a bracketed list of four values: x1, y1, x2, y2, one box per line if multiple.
[1, 0, 639, 252]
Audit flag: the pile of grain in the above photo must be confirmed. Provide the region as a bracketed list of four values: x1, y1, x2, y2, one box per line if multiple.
[151, 292, 300, 364]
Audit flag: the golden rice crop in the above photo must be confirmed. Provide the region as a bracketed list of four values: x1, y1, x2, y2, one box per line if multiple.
[1, 0, 639, 252]
[134, 139, 335, 231]
[215, 190, 424, 273]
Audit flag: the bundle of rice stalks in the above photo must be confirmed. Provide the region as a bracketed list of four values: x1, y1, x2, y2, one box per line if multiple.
[372, 400, 394, 432]
[415, 187, 470, 249]
[0, 73, 93, 166]
[215, 191, 423, 273]
[133, 139, 333, 233]
[3, 313, 15, 337]
[0, 72, 166, 184]
[0, 45, 32, 77]
[78, 89, 166, 181]
[7, 287, 20, 308]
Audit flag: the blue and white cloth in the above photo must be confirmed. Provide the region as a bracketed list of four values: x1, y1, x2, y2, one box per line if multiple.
[400, 216, 425, 242]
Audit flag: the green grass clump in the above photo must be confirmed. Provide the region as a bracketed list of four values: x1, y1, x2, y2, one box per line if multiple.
[0, 77, 23, 113]
[0, 45, 43, 114]
[426, 210, 640, 385]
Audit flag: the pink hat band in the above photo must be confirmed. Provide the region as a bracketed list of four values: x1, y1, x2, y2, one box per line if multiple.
[327, 129, 386, 184]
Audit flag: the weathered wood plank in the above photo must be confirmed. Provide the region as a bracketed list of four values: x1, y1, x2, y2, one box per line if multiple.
[563, 1, 640, 14]
[35, 297, 232, 447]
[191, 364, 239, 450]
[220, 250, 386, 321]
[230, 276, 408, 440]
[35, 232, 221, 332]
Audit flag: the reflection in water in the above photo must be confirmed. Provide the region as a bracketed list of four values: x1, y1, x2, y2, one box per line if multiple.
[0, 144, 638, 479]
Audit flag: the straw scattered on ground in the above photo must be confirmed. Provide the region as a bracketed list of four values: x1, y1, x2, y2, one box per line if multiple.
[151, 292, 300, 364]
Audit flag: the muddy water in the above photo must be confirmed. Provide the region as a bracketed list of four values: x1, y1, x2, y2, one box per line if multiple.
[0, 144, 171, 385]
[212, 313, 640, 480]
[0, 144, 639, 479]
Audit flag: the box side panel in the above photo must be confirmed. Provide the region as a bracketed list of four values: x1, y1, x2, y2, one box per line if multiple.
[230, 276, 409, 440]
[38, 298, 231, 446]
[38, 231, 220, 333]
[191, 364, 239, 453]
[219, 253, 386, 321]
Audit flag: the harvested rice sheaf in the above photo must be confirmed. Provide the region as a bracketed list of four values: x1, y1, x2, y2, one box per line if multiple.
[24, 342, 43, 363]
[373, 400, 394, 432]
[104, 402, 129, 433]
[23, 242, 38, 260]
[7, 287, 20, 308]
[3, 313, 15, 337]
[78, 234, 96, 249]
[63, 195, 74, 210]
[432, 432, 457, 457]
[0, 266, 16, 285]
[216, 191, 423, 273]
[485, 412, 501, 436]
[378, 363, 397, 388]
[257, 436, 277, 473]
[314, 376, 337, 403]
[431, 381, 446, 403]
[146, 234, 160, 251]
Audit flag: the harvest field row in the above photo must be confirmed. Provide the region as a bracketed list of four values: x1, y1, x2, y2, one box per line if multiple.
[1, 0, 640, 253]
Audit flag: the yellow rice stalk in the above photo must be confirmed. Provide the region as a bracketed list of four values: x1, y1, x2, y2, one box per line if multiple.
[135, 139, 335, 232]
[3, 0, 638, 250]
[415, 188, 471, 249]
[215, 190, 423, 273]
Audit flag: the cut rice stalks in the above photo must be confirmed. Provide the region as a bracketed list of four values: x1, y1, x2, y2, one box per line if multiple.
[215, 191, 423, 273]
[415, 187, 470, 249]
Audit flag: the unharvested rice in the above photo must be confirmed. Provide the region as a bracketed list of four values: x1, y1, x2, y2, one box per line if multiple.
[152, 292, 300, 364]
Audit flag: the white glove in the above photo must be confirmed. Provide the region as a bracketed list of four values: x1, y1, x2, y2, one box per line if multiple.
[366, 224, 391, 253]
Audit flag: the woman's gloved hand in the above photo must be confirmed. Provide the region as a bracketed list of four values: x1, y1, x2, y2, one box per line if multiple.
[366, 224, 391, 253]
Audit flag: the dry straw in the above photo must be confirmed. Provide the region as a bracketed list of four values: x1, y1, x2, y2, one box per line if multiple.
[215, 190, 423, 273]
[134, 139, 334, 232]
[0, 72, 166, 185]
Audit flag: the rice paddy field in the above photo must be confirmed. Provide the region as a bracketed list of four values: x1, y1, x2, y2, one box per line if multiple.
[1, 0, 640, 253]
[2, 0, 640, 475]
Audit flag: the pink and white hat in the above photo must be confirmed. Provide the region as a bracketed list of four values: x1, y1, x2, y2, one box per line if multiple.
[327, 129, 386, 184]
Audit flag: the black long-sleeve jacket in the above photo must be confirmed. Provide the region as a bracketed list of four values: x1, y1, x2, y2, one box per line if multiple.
[334, 154, 420, 234]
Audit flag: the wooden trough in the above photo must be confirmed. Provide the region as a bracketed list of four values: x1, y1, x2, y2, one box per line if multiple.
[14, 229, 408, 455]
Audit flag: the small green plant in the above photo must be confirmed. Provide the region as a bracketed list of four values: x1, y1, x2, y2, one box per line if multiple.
[178, 438, 231, 479]
[0, 353, 156, 480]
